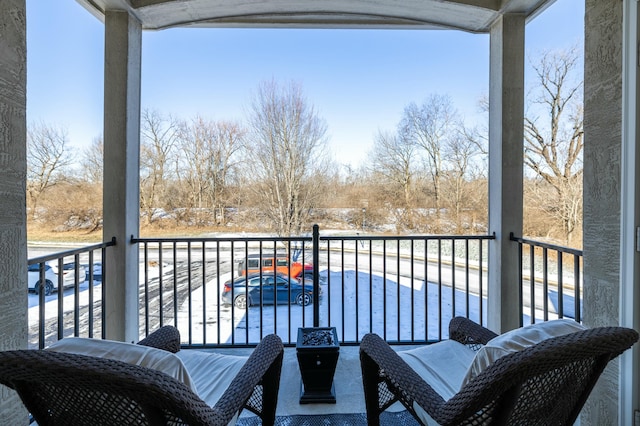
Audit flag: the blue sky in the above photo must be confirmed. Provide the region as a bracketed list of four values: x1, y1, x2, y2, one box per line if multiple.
[27, 0, 583, 168]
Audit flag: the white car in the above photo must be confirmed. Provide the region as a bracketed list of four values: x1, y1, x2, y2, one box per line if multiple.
[28, 262, 86, 296]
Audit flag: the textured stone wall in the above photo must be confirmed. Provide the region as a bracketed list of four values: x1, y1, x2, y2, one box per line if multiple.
[582, 0, 623, 424]
[0, 0, 28, 423]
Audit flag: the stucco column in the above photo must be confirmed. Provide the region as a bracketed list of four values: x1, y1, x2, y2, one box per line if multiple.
[619, 0, 640, 422]
[0, 0, 28, 423]
[487, 14, 525, 334]
[103, 10, 141, 343]
[582, 0, 626, 424]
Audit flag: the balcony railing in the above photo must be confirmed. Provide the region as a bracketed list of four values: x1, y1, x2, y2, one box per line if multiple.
[510, 233, 583, 326]
[27, 238, 115, 349]
[27, 229, 582, 349]
[132, 226, 495, 347]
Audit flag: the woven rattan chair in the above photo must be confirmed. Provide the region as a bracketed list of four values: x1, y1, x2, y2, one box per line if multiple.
[0, 327, 284, 426]
[360, 317, 638, 426]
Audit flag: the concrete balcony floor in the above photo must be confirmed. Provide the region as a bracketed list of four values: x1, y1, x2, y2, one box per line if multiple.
[214, 345, 418, 425]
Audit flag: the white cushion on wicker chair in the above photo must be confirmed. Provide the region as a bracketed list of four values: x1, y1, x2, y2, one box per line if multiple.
[47, 339, 247, 425]
[462, 319, 586, 386]
[176, 350, 248, 408]
[47, 337, 195, 391]
[398, 339, 477, 425]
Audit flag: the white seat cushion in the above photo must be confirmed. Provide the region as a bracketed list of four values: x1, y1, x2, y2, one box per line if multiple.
[397, 339, 477, 425]
[175, 350, 248, 408]
[176, 350, 249, 426]
[47, 337, 195, 391]
[461, 319, 586, 386]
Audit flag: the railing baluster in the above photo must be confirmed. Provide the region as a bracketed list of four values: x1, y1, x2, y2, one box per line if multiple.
[88, 250, 94, 338]
[201, 243, 206, 345]
[410, 239, 415, 341]
[437, 238, 442, 341]
[144, 242, 150, 336]
[465, 239, 470, 320]
[369, 239, 373, 335]
[341, 239, 345, 342]
[424, 238, 429, 341]
[383, 240, 387, 341]
[574, 254, 581, 323]
[74, 254, 80, 336]
[355, 236, 360, 341]
[187, 241, 192, 345]
[517, 237, 523, 327]
[159, 242, 164, 328]
[172, 242, 178, 329]
[396, 239, 401, 342]
[558, 251, 564, 318]
[326, 239, 332, 331]
[479, 238, 484, 327]
[543, 247, 549, 322]
[529, 244, 535, 324]
[451, 238, 456, 325]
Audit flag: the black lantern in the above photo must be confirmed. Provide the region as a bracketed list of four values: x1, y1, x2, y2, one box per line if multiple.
[296, 327, 340, 404]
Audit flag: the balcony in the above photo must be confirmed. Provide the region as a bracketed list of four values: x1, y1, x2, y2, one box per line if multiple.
[25, 228, 583, 422]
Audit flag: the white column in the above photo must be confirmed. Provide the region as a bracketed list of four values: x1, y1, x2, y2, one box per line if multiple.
[487, 14, 525, 334]
[103, 10, 141, 343]
[0, 1, 29, 423]
[583, 0, 625, 423]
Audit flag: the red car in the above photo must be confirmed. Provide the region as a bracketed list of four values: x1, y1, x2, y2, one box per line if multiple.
[237, 253, 313, 280]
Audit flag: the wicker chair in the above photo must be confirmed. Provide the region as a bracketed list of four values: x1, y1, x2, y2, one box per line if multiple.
[360, 317, 638, 426]
[0, 327, 284, 426]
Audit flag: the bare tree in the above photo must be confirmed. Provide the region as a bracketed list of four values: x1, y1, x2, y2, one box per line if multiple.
[368, 130, 418, 229]
[140, 109, 180, 225]
[176, 116, 244, 226]
[400, 94, 458, 218]
[27, 122, 75, 219]
[440, 129, 482, 232]
[245, 80, 330, 237]
[203, 120, 245, 224]
[81, 136, 103, 184]
[524, 46, 583, 245]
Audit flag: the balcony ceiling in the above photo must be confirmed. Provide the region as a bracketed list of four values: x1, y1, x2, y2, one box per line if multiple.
[75, 0, 555, 32]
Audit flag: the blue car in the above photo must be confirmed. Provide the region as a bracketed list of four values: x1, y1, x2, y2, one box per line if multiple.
[222, 273, 314, 309]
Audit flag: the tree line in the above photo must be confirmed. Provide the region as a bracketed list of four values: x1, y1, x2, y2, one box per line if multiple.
[27, 47, 583, 247]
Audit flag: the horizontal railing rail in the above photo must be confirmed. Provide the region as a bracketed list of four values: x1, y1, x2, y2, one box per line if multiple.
[510, 233, 583, 326]
[27, 237, 116, 349]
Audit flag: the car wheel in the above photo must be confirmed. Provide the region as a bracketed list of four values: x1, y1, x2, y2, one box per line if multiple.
[296, 293, 312, 306]
[234, 294, 248, 309]
[35, 279, 54, 296]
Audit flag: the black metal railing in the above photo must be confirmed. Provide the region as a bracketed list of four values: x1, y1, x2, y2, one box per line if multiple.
[133, 227, 495, 347]
[510, 233, 583, 326]
[27, 238, 116, 349]
[26, 231, 582, 350]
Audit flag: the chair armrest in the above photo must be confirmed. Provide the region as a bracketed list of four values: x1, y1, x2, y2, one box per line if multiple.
[360, 333, 446, 417]
[137, 325, 181, 353]
[212, 334, 284, 422]
[448, 317, 498, 349]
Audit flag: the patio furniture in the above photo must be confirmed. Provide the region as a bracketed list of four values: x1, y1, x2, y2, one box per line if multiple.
[0, 327, 284, 426]
[137, 324, 182, 353]
[360, 317, 638, 426]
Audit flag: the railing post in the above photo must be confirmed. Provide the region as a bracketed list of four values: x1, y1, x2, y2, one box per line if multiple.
[313, 224, 320, 327]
